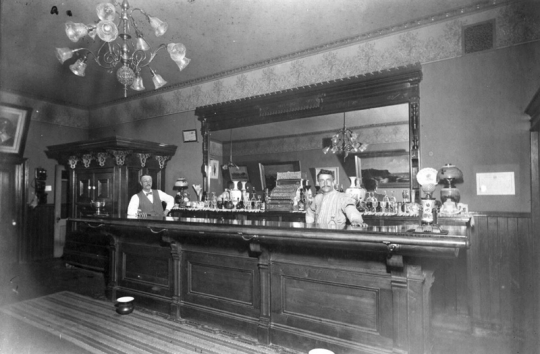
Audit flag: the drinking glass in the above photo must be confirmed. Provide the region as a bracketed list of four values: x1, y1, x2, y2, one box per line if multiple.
[402, 189, 410, 203]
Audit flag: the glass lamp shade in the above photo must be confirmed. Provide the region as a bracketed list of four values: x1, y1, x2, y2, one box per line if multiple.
[148, 16, 168, 37]
[135, 37, 150, 51]
[437, 163, 463, 187]
[440, 187, 461, 204]
[152, 73, 167, 89]
[167, 43, 186, 58]
[65, 21, 88, 42]
[69, 59, 87, 77]
[96, 3, 116, 21]
[172, 57, 191, 71]
[130, 76, 145, 91]
[55, 47, 73, 64]
[88, 28, 97, 40]
[174, 178, 188, 188]
[96, 20, 118, 42]
[168, 43, 190, 71]
[116, 65, 135, 86]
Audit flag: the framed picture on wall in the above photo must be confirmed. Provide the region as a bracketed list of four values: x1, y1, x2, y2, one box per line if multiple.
[0, 103, 32, 156]
[259, 161, 301, 191]
[229, 165, 249, 181]
[314, 167, 339, 186]
[182, 129, 198, 142]
[209, 159, 219, 179]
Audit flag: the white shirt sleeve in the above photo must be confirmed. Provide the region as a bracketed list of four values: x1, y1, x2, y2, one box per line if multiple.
[158, 190, 175, 211]
[127, 194, 140, 216]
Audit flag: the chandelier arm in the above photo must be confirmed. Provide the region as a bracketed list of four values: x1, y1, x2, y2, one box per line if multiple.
[137, 44, 167, 68]
[93, 41, 121, 69]
[131, 8, 151, 22]
[130, 50, 148, 70]
[128, 11, 144, 37]
[71, 48, 102, 66]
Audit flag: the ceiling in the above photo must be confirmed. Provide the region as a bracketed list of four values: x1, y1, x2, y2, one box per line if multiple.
[1, 0, 483, 109]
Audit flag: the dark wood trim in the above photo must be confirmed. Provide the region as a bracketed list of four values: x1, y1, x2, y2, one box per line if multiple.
[196, 64, 422, 131]
[195, 64, 422, 196]
[70, 215, 469, 354]
[530, 131, 540, 352]
[468, 211, 532, 218]
[45, 136, 177, 164]
[525, 86, 540, 132]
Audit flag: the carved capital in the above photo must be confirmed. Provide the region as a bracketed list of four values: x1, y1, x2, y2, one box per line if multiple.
[137, 153, 151, 168]
[108, 150, 132, 166]
[155, 155, 170, 169]
[96, 152, 109, 167]
[384, 241, 403, 269]
[68, 156, 79, 169]
[82, 153, 94, 168]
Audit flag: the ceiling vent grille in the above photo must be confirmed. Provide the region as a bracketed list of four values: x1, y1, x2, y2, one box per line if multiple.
[463, 20, 495, 54]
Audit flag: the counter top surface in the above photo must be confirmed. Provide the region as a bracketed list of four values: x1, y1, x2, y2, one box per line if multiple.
[70, 214, 471, 249]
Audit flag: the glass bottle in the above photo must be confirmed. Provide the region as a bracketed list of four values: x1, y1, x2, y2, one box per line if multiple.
[244, 190, 252, 210]
[382, 191, 390, 212]
[250, 192, 257, 210]
[365, 192, 373, 212]
[217, 196, 223, 209]
[298, 188, 305, 211]
[211, 192, 217, 209]
[261, 190, 266, 211]
[389, 190, 397, 213]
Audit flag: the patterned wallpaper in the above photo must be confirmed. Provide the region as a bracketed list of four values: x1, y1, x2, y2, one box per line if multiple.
[89, 2, 540, 129]
[0, 90, 89, 129]
[5, 2, 538, 130]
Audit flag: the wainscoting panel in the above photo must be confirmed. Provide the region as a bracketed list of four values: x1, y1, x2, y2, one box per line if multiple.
[23, 204, 55, 262]
[469, 213, 531, 336]
[432, 212, 533, 351]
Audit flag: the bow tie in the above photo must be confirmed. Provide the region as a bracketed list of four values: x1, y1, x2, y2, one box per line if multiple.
[145, 192, 152, 196]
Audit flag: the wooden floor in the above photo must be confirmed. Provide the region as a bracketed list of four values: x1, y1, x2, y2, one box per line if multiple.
[0, 258, 517, 354]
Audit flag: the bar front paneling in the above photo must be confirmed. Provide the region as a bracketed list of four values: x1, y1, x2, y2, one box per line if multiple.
[67, 215, 470, 354]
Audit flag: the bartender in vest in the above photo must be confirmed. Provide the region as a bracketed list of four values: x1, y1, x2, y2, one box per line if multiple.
[127, 175, 175, 217]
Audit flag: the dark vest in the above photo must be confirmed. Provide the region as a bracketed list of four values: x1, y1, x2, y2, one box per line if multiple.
[137, 190, 163, 216]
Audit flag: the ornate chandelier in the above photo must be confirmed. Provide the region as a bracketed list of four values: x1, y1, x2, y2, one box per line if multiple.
[322, 113, 368, 159]
[55, 0, 190, 97]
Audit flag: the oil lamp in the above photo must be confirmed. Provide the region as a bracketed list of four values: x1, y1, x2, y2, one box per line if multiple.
[437, 164, 463, 204]
[416, 167, 438, 225]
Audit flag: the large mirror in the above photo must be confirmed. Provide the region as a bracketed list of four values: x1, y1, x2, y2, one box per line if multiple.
[196, 64, 422, 202]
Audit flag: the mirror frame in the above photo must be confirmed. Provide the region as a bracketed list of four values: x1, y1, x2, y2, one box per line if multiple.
[195, 64, 422, 199]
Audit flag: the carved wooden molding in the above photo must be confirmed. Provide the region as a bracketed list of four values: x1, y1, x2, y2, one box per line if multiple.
[196, 64, 422, 132]
[108, 150, 132, 166]
[96, 152, 109, 167]
[258, 95, 324, 117]
[68, 156, 79, 169]
[45, 136, 177, 168]
[137, 153, 151, 167]
[155, 155, 170, 169]
[82, 154, 94, 168]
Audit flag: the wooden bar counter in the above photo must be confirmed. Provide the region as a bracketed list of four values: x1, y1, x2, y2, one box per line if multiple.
[68, 215, 470, 354]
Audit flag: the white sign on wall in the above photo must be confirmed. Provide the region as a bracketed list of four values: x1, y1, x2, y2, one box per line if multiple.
[476, 172, 515, 195]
